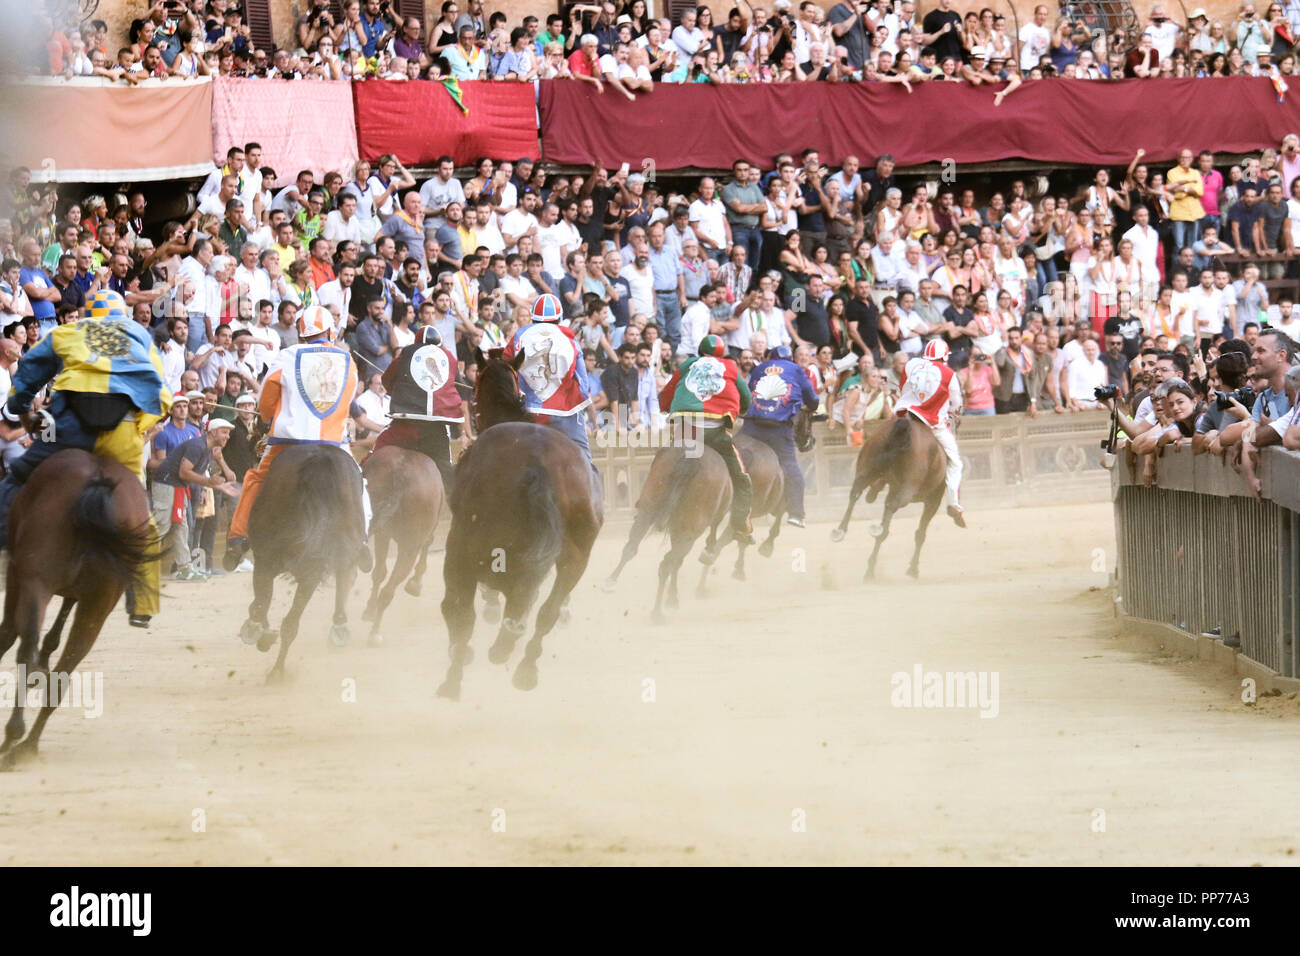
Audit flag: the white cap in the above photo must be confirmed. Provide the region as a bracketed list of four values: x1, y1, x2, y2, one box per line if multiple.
[184, 390, 206, 400]
[969, 46, 987, 59]
[1189, 8, 1207, 19]
[206, 418, 234, 432]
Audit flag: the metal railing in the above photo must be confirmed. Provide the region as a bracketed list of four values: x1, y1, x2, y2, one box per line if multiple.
[1113, 446, 1300, 677]
[593, 409, 1113, 519]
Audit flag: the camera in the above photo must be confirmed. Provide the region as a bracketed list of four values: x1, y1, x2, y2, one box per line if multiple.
[1094, 384, 1119, 401]
[1215, 385, 1256, 410]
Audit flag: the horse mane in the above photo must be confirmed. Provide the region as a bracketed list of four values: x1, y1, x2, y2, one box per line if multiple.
[473, 353, 529, 432]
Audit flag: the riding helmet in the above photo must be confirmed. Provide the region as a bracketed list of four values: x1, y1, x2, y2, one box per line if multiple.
[84, 289, 129, 322]
[766, 345, 793, 361]
[532, 293, 563, 323]
[697, 334, 727, 357]
[923, 339, 950, 362]
[417, 326, 442, 346]
[297, 305, 334, 340]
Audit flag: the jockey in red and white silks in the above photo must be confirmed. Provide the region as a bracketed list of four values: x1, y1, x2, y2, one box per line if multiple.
[893, 338, 965, 520]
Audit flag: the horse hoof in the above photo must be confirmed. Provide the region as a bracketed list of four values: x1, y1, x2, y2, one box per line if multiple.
[665, 596, 679, 611]
[329, 624, 350, 648]
[906, 566, 919, 579]
[697, 549, 717, 566]
[265, 667, 285, 685]
[829, 528, 846, 543]
[435, 680, 460, 701]
[404, 578, 421, 597]
[240, 618, 264, 646]
[731, 567, 746, 581]
[757, 541, 774, 557]
[488, 641, 511, 665]
[512, 664, 539, 691]
[256, 630, 278, 653]
[868, 523, 884, 539]
[360, 603, 376, 623]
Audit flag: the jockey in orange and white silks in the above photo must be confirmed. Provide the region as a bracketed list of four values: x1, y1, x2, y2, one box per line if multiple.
[224, 305, 361, 569]
[894, 338, 966, 523]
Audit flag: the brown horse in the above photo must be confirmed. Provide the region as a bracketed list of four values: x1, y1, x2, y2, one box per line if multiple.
[829, 413, 948, 579]
[709, 406, 817, 581]
[0, 450, 153, 769]
[437, 350, 603, 699]
[360, 445, 444, 645]
[602, 438, 732, 623]
[238, 443, 366, 681]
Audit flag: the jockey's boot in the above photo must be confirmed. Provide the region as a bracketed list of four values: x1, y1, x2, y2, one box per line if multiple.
[223, 536, 248, 572]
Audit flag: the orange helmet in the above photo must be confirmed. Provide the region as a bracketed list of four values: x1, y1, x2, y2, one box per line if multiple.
[297, 305, 334, 340]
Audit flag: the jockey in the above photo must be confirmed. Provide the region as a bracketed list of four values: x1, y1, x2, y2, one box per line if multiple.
[373, 325, 461, 489]
[0, 289, 171, 626]
[741, 344, 818, 528]
[659, 333, 755, 549]
[895, 338, 966, 526]
[223, 304, 360, 571]
[503, 292, 594, 461]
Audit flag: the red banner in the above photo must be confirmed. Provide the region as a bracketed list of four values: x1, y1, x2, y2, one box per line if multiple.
[353, 81, 538, 167]
[538, 77, 1299, 170]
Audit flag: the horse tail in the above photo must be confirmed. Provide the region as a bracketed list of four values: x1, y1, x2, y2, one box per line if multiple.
[647, 453, 701, 533]
[517, 464, 564, 569]
[72, 477, 152, 592]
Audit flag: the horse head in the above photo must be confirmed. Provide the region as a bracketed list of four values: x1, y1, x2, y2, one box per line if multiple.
[472, 347, 529, 433]
[794, 405, 817, 453]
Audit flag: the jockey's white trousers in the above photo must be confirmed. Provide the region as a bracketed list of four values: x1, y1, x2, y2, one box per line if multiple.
[930, 425, 962, 509]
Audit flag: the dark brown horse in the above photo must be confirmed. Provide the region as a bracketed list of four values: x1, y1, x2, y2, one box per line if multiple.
[0, 450, 153, 769]
[437, 350, 603, 699]
[238, 443, 366, 681]
[602, 437, 732, 623]
[360, 445, 444, 645]
[830, 413, 949, 579]
[710, 406, 817, 581]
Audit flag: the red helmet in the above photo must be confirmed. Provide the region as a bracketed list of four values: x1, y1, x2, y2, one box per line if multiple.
[923, 339, 950, 362]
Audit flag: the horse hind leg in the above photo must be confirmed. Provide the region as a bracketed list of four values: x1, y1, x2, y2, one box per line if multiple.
[1, 586, 50, 756]
[866, 498, 901, 582]
[362, 531, 391, 622]
[831, 471, 871, 543]
[368, 539, 419, 647]
[652, 533, 690, 625]
[489, 581, 540, 666]
[267, 574, 319, 683]
[437, 551, 477, 701]
[242, 558, 277, 650]
[516, 537, 595, 691]
[404, 537, 432, 597]
[37, 597, 76, 671]
[1, 591, 113, 770]
[907, 492, 944, 579]
[757, 506, 783, 558]
[329, 560, 357, 648]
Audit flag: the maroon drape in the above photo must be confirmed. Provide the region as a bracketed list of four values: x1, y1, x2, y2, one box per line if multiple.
[352, 81, 538, 167]
[537, 77, 1299, 169]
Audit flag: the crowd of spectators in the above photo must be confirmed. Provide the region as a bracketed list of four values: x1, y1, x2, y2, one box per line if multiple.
[26, 0, 1300, 88]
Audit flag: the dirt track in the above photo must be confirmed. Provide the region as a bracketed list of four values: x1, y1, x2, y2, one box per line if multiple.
[0, 501, 1296, 866]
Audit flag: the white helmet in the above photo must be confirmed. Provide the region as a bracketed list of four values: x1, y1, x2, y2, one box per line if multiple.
[923, 339, 950, 362]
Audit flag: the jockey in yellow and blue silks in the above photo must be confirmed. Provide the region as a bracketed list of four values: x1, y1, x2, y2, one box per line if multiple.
[0, 290, 172, 623]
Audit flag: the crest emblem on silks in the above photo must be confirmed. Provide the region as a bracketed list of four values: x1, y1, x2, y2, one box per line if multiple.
[295, 348, 349, 416]
[410, 344, 450, 394]
[518, 324, 573, 401]
[754, 365, 792, 403]
[909, 360, 943, 401]
[79, 320, 130, 365]
[684, 356, 726, 402]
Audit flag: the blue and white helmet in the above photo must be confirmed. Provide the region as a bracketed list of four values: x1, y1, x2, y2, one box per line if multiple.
[532, 293, 563, 323]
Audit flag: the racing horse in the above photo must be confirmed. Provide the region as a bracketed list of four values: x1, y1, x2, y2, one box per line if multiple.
[829, 413, 947, 579]
[601, 436, 732, 623]
[360, 446, 444, 646]
[238, 443, 366, 681]
[708, 405, 818, 582]
[437, 349, 603, 699]
[0, 450, 154, 768]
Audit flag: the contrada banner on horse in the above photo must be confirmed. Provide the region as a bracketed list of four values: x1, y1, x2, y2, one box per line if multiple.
[211, 76, 358, 182]
[351, 80, 537, 168]
[538, 76, 1299, 170]
[0, 77, 213, 183]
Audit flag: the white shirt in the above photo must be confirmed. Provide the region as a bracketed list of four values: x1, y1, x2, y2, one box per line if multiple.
[1067, 355, 1108, 403]
[323, 210, 367, 245]
[1169, 289, 1194, 337]
[176, 256, 208, 314]
[499, 209, 538, 253]
[1188, 285, 1223, 337]
[688, 197, 729, 251]
[356, 388, 391, 429]
[160, 339, 187, 394]
[671, 25, 705, 55]
[1144, 21, 1180, 61]
[677, 301, 713, 357]
[620, 263, 655, 318]
[499, 272, 534, 305]
[474, 217, 505, 255]
[315, 279, 352, 331]
[538, 221, 578, 279]
[898, 309, 928, 354]
[1019, 23, 1050, 70]
[1122, 223, 1160, 279]
[664, 223, 697, 259]
[245, 323, 281, 376]
[192, 343, 240, 390]
[994, 252, 1029, 305]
